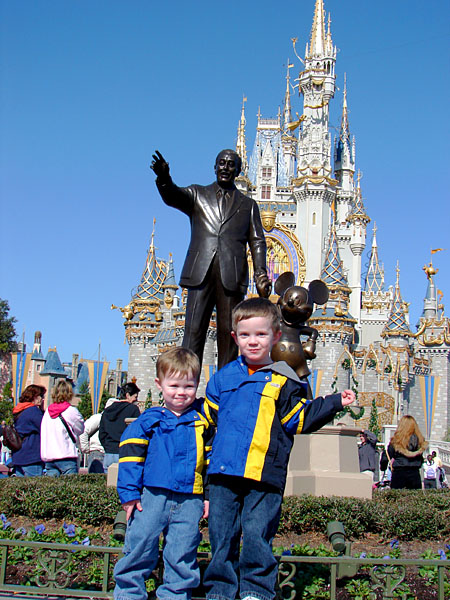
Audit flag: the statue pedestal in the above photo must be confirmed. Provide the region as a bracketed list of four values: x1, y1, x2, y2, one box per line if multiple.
[285, 426, 373, 499]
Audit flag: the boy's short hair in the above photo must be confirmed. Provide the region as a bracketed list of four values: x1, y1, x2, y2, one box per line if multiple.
[232, 297, 280, 333]
[156, 347, 201, 382]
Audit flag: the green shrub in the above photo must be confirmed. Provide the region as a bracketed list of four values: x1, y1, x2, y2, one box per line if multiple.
[0, 476, 448, 540]
[0, 475, 121, 525]
[279, 489, 450, 540]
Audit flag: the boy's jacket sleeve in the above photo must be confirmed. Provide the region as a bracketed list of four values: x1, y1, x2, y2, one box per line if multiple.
[204, 378, 219, 426]
[278, 379, 343, 435]
[117, 414, 159, 504]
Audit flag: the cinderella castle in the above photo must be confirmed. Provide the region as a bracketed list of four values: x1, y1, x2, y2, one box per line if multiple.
[113, 0, 449, 442]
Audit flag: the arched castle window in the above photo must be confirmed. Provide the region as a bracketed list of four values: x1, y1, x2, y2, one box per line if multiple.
[312, 212, 316, 225]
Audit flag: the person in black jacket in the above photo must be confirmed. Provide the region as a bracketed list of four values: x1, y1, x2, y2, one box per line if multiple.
[99, 382, 140, 473]
[358, 430, 379, 481]
[380, 415, 427, 489]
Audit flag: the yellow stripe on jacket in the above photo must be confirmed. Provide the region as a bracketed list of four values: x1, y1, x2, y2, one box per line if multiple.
[244, 374, 287, 480]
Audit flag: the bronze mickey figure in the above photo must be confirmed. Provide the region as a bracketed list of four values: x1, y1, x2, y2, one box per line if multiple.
[271, 272, 329, 397]
[151, 149, 271, 369]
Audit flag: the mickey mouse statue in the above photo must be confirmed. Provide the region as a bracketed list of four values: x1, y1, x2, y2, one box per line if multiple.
[271, 272, 329, 397]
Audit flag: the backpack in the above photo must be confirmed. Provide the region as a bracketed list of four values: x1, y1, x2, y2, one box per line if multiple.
[425, 463, 436, 479]
[2, 424, 22, 452]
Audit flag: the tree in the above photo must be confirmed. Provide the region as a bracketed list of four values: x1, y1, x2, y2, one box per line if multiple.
[0, 299, 18, 352]
[368, 398, 381, 439]
[76, 380, 112, 420]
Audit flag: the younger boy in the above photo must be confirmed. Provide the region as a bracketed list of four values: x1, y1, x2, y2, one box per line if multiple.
[114, 348, 213, 600]
[203, 298, 355, 600]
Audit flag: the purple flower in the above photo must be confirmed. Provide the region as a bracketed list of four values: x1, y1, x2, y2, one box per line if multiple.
[63, 523, 76, 537]
[359, 552, 367, 558]
[389, 539, 399, 549]
[446, 544, 450, 552]
[439, 549, 447, 560]
[71, 541, 79, 545]
[282, 549, 292, 556]
[16, 527, 27, 535]
[82, 537, 90, 546]
[3, 521, 11, 530]
[0, 514, 7, 523]
[34, 524, 45, 534]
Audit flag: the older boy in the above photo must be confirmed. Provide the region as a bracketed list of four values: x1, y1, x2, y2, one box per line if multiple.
[203, 298, 355, 600]
[113, 348, 213, 600]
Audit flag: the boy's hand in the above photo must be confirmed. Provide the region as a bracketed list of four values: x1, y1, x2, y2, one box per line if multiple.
[202, 500, 209, 519]
[341, 389, 356, 406]
[122, 500, 143, 521]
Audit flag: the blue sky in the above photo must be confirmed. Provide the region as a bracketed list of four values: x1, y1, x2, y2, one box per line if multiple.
[1, 0, 449, 369]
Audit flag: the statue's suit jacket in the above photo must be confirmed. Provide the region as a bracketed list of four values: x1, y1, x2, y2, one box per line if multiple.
[156, 179, 267, 294]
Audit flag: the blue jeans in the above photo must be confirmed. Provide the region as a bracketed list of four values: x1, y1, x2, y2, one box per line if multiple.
[204, 476, 282, 600]
[14, 463, 44, 477]
[103, 453, 119, 473]
[45, 458, 78, 477]
[114, 486, 203, 600]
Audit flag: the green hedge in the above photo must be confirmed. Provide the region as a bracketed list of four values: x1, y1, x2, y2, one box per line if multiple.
[280, 489, 450, 540]
[0, 475, 448, 540]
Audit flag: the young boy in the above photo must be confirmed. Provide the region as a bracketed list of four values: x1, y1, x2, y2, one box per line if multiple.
[203, 297, 355, 600]
[113, 348, 213, 600]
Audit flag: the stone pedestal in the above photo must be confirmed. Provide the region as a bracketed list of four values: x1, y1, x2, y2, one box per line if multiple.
[285, 426, 373, 499]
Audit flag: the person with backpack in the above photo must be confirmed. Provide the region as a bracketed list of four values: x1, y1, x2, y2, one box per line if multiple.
[423, 454, 438, 489]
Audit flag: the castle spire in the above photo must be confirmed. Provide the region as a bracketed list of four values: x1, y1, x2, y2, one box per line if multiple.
[341, 74, 350, 143]
[236, 96, 248, 175]
[321, 223, 348, 288]
[308, 0, 326, 58]
[364, 223, 384, 294]
[347, 171, 370, 224]
[133, 219, 167, 302]
[283, 61, 293, 131]
[382, 264, 412, 337]
[421, 260, 438, 320]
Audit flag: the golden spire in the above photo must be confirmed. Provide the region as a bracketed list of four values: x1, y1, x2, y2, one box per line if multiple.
[236, 95, 248, 175]
[308, 0, 326, 58]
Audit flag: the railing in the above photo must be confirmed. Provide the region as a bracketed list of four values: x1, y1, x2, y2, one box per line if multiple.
[0, 538, 448, 600]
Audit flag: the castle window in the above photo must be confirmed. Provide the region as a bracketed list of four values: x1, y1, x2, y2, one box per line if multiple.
[262, 167, 272, 178]
[312, 212, 316, 225]
[261, 185, 271, 199]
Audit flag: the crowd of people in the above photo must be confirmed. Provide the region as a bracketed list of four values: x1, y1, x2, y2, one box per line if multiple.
[0, 381, 141, 478]
[358, 416, 448, 490]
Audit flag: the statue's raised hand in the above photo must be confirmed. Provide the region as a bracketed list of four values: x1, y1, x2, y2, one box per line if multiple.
[151, 150, 170, 181]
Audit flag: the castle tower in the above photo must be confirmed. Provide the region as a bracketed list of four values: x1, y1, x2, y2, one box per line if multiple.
[29, 331, 45, 384]
[360, 224, 391, 345]
[309, 223, 357, 395]
[281, 62, 297, 181]
[409, 260, 450, 440]
[345, 172, 370, 325]
[380, 264, 413, 422]
[114, 222, 182, 402]
[293, 0, 338, 283]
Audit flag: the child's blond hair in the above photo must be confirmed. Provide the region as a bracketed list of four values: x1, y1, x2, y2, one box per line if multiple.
[156, 347, 201, 382]
[232, 297, 280, 333]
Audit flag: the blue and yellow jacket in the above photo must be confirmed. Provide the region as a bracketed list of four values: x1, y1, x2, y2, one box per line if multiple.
[117, 400, 213, 504]
[204, 357, 343, 492]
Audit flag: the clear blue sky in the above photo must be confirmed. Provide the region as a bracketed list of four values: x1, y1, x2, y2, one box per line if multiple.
[1, 0, 449, 369]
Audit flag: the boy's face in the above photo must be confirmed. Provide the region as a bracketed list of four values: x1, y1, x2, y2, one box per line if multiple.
[231, 316, 281, 366]
[155, 372, 198, 416]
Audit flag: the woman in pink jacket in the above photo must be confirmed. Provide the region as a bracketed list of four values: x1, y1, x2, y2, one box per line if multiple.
[41, 380, 84, 476]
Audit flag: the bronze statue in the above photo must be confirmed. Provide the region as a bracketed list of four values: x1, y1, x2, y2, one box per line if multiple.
[271, 272, 328, 397]
[151, 149, 271, 369]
